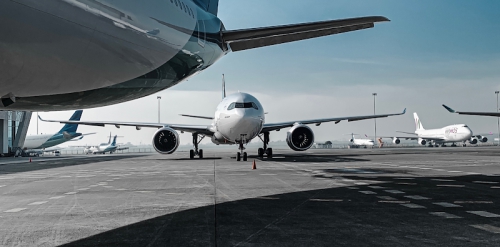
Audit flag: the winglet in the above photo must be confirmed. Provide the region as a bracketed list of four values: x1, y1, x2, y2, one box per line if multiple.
[402, 108, 406, 114]
[38, 114, 45, 121]
[442, 104, 456, 113]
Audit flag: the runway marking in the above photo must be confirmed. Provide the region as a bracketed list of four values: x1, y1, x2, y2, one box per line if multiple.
[49, 196, 65, 200]
[342, 179, 355, 182]
[377, 196, 397, 200]
[103, 186, 113, 188]
[471, 224, 500, 233]
[77, 188, 90, 191]
[454, 201, 493, 204]
[447, 171, 463, 173]
[227, 174, 247, 176]
[434, 169, 445, 171]
[0, 185, 5, 188]
[368, 186, 385, 189]
[197, 174, 213, 176]
[106, 180, 114, 182]
[76, 175, 95, 178]
[473, 181, 499, 184]
[355, 182, 368, 185]
[347, 187, 359, 190]
[402, 203, 426, 209]
[0, 177, 15, 180]
[433, 202, 461, 208]
[136, 191, 153, 193]
[430, 212, 462, 219]
[315, 178, 327, 180]
[359, 191, 377, 195]
[419, 167, 432, 170]
[397, 183, 416, 185]
[97, 182, 108, 185]
[437, 184, 465, 188]
[115, 189, 128, 191]
[393, 178, 414, 180]
[89, 185, 98, 187]
[28, 201, 47, 206]
[4, 208, 27, 213]
[467, 211, 500, 218]
[467, 172, 481, 175]
[385, 190, 405, 194]
[309, 199, 343, 202]
[60, 176, 72, 178]
[491, 186, 500, 189]
[405, 195, 430, 200]
[169, 174, 186, 176]
[432, 179, 455, 182]
[165, 193, 184, 195]
[64, 192, 77, 195]
[259, 174, 277, 176]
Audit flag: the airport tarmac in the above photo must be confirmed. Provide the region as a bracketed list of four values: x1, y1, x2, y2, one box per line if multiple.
[1, 147, 500, 246]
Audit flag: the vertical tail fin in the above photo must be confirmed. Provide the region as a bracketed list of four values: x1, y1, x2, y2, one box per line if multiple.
[193, 0, 219, 16]
[57, 110, 82, 134]
[414, 112, 424, 131]
[222, 74, 226, 99]
[111, 135, 117, 146]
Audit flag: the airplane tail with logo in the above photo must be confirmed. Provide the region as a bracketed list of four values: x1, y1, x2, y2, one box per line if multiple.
[111, 135, 118, 146]
[193, 0, 219, 15]
[57, 110, 83, 134]
[414, 112, 425, 131]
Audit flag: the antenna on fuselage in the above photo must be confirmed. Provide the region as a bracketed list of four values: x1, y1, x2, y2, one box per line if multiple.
[222, 74, 226, 99]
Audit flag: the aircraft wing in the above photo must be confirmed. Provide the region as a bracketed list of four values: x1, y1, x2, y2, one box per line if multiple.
[179, 114, 214, 120]
[222, 16, 389, 52]
[443, 104, 500, 117]
[261, 108, 406, 133]
[38, 116, 214, 136]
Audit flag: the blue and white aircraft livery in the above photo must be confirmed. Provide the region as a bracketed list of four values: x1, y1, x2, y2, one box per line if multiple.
[0, 0, 389, 110]
[40, 81, 405, 161]
[84, 135, 128, 154]
[23, 110, 91, 150]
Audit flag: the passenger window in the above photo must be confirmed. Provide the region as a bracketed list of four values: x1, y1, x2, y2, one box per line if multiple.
[174, 0, 178, 7]
[181, 2, 187, 13]
[179, 1, 183, 10]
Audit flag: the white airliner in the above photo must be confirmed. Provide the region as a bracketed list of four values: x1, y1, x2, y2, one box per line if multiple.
[23, 110, 94, 153]
[0, 0, 389, 111]
[83, 135, 128, 154]
[40, 82, 405, 161]
[387, 112, 478, 147]
[348, 134, 375, 148]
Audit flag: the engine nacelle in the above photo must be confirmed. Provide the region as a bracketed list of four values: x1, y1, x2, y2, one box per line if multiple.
[392, 137, 401, 144]
[469, 138, 478, 145]
[152, 127, 180, 154]
[418, 138, 426, 145]
[286, 124, 314, 151]
[477, 136, 488, 143]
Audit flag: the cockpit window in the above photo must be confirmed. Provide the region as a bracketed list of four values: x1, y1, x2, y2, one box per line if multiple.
[463, 125, 468, 127]
[227, 102, 258, 110]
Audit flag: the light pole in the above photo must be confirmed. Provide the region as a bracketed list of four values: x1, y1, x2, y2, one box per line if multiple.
[157, 96, 161, 123]
[36, 112, 39, 135]
[373, 93, 377, 144]
[496, 91, 499, 146]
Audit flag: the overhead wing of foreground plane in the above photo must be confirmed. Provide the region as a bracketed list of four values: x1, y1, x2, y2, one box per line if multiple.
[443, 104, 500, 117]
[39, 92, 405, 161]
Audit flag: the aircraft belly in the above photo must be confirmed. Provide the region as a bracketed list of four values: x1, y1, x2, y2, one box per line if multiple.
[0, 0, 195, 98]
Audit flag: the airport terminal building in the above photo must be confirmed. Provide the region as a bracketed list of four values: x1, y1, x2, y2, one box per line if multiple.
[0, 111, 30, 156]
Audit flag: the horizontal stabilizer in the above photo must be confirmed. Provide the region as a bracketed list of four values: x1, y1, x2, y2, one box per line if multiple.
[222, 16, 389, 52]
[180, 114, 214, 120]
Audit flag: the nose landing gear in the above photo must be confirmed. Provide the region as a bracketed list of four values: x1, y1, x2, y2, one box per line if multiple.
[257, 132, 272, 158]
[236, 134, 248, 161]
[189, 133, 205, 159]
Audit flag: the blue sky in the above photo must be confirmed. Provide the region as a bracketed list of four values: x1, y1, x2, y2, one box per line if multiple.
[30, 1, 500, 146]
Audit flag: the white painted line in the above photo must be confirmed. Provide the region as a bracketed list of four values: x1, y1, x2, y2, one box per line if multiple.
[377, 196, 397, 200]
[227, 174, 247, 176]
[437, 184, 465, 188]
[165, 192, 185, 195]
[103, 186, 113, 188]
[432, 179, 455, 182]
[310, 199, 343, 202]
[434, 169, 445, 171]
[4, 208, 27, 213]
[473, 181, 499, 184]
[402, 203, 426, 209]
[448, 171, 463, 173]
[64, 192, 77, 195]
[60, 176, 72, 178]
[259, 174, 277, 176]
[430, 212, 462, 219]
[393, 178, 414, 180]
[77, 188, 89, 191]
[433, 202, 462, 208]
[346, 187, 359, 190]
[491, 186, 500, 189]
[368, 186, 385, 189]
[467, 172, 481, 175]
[471, 224, 500, 233]
[0, 185, 5, 188]
[468, 211, 500, 218]
[136, 191, 153, 193]
[397, 183, 416, 185]
[379, 200, 410, 204]
[359, 191, 377, 195]
[355, 182, 368, 185]
[49, 196, 65, 200]
[454, 201, 493, 204]
[385, 190, 405, 194]
[28, 201, 47, 206]
[115, 188, 128, 191]
[97, 182, 108, 185]
[405, 195, 430, 200]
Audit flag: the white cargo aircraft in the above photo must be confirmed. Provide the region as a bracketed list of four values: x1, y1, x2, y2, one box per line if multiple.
[40, 84, 405, 161]
[348, 134, 375, 148]
[387, 112, 480, 147]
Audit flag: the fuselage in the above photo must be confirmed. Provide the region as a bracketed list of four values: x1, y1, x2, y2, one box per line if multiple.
[417, 124, 473, 143]
[23, 132, 82, 149]
[352, 139, 375, 146]
[210, 93, 265, 145]
[0, 0, 226, 110]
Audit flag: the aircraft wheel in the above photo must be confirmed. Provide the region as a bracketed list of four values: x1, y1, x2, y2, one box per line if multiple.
[199, 149, 203, 159]
[266, 148, 273, 158]
[463, 144, 466, 147]
[189, 150, 195, 159]
[237, 152, 241, 161]
[258, 148, 264, 158]
[243, 152, 248, 161]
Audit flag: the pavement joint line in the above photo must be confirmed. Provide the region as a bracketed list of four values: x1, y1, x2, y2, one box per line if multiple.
[28, 201, 48, 206]
[433, 202, 462, 208]
[467, 211, 500, 218]
[471, 224, 500, 233]
[3, 208, 27, 213]
[430, 212, 462, 219]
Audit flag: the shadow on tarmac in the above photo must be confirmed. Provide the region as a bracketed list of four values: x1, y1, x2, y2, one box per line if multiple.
[62, 173, 500, 247]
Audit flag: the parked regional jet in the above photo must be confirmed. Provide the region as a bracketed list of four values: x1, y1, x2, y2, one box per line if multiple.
[0, 0, 389, 111]
[386, 113, 480, 147]
[348, 134, 375, 148]
[83, 134, 128, 154]
[23, 110, 94, 151]
[40, 80, 405, 161]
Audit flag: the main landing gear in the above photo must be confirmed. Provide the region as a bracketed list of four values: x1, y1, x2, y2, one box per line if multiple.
[237, 134, 248, 162]
[257, 132, 273, 159]
[190, 133, 205, 159]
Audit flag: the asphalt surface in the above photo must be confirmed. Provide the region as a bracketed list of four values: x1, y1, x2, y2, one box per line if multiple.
[1, 147, 500, 246]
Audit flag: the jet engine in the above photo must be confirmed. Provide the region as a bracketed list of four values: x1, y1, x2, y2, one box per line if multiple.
[392, 137, 401, 144]
[477, 136, 488, 143]
[286, 124, 314, 151]
[469, 137, 478, 145]
[418, 138, 426, 145]
[152, 127, 179, 154]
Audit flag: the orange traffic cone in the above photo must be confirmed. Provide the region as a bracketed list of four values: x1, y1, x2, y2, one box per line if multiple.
[29, 158, 32, 162]
[252, 160, 257, 170]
